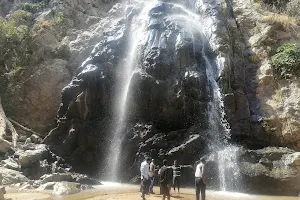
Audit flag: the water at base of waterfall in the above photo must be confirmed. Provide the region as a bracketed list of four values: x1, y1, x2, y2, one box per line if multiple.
[217, 145, 243, 191]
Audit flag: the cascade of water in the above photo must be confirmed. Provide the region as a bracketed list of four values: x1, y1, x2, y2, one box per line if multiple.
[103, 0, 242, 190]
[217, 145, 242, 191]
[105, 1, 158, 181]
[198, 0, 242, 191]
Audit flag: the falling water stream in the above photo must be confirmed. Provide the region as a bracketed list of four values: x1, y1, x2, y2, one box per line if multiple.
[105, 1, 159, 181]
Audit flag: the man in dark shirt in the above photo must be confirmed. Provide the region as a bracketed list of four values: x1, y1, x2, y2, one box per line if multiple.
[159, 159, 170, 200]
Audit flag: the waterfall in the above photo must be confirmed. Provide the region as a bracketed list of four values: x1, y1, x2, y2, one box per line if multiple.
[105, 1, 158, 181]
[102, 0, 242, 189]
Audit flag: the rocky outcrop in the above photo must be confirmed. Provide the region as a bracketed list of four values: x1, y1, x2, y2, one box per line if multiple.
[17, 144, 49, 167]
[40, 173, 73, 184]
[230, 0, 300, 150]
[239, 147, 300, 195]
[10, 59, 71, 135]
[2, 0, 120, 135]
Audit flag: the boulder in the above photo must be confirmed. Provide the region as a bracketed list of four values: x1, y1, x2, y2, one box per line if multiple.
[18, 183, 32, 191]
[239, 147, 300, 195]
[52, 182, 80, 195]
[10, 59, 72, 134]
[24, 138, 32, 145]
[282, 152, 300, 166]
[0, 139, 11, 154]
[74, 174, 102, 185]
[40, 173, 73, 184]
[0, 167, 28, 185]
[17, 145, 49, 167]
[0, 158, 19, 170]
[30, 135, 42, 144]
[37, 182, 56, 191]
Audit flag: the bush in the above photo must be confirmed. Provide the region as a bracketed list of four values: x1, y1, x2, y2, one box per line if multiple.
[0, 16, 30, 84]
[271, 43, 300, 77]
[9, 10, 32, 25]
[17, 2, 45, 13]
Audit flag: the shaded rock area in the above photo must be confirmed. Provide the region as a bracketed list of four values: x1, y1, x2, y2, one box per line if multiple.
[239, 147, 300, 195]
[0, 130, 100, 196]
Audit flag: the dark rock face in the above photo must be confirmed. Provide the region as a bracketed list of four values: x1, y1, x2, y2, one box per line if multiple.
[44, 1, 214, 179]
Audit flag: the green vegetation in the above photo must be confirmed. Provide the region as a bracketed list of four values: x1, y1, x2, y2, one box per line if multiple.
[271, 43, 300, 78]
[17, 2, 46, 14]
[0, 11, 31, 80]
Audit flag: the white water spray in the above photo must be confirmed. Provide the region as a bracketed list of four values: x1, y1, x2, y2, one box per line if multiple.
[105, 0, 159, 181]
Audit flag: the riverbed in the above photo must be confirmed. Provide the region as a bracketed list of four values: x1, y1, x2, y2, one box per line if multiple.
[4, 183, 300, 200]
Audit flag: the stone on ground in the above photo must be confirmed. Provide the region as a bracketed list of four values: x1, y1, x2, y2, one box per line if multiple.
[0, 167, 28, 185]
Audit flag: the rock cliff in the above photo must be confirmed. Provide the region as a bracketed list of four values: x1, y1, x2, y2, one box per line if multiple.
[1, 0, 300, 196]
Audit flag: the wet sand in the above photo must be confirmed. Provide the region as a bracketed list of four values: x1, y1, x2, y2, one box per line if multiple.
[4, 183, 300, 200]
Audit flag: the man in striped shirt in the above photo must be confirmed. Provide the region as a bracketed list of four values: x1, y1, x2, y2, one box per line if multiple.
[171, 160, 192, 193]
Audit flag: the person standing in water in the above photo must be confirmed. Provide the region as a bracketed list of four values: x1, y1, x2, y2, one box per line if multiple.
[195, 157, 206, 200]
[140, 157, 151, 200]
[159, 159, 170, 200]
[171, 160, 192, 193]
[149, 159, 156, 194]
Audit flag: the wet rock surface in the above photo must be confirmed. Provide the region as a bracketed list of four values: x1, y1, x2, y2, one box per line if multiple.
[44, 0, 214, 179]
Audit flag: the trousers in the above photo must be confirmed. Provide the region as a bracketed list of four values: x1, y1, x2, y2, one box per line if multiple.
[195, 177, 206, 200]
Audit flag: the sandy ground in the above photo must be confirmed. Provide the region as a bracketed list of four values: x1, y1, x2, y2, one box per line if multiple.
[3, 184, 300, 200]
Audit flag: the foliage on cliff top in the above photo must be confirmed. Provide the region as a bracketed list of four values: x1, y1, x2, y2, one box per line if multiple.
[271, 43, 300, 78]
[255, 0, 300, 24]
[16, 2, 46, 14]
[0, 12, 31, 72]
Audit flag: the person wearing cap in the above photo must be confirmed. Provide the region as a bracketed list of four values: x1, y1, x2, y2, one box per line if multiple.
[195, 157, 206, 200]
[140, 157, 151, 200]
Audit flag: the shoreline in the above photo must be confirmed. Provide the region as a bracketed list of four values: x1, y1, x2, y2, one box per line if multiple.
[3, 184, 300, 200]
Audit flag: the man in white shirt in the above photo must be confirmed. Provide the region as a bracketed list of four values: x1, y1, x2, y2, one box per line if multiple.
[195, 157, 206, 200]
[140, 157, 151, 200]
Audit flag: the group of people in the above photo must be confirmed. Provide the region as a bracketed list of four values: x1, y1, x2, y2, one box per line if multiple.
[140, 157, 206, 200]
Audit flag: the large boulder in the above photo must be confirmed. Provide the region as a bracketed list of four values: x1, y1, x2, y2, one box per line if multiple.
[40, 173, 73, 184]
[37, 182, 57, 191]
[52, 182, 80, 195]
[9, 59, 72, 135]
[0, 167, 28, 185]
[239, 147, 300, 195]
[17, 144, 49, 167]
